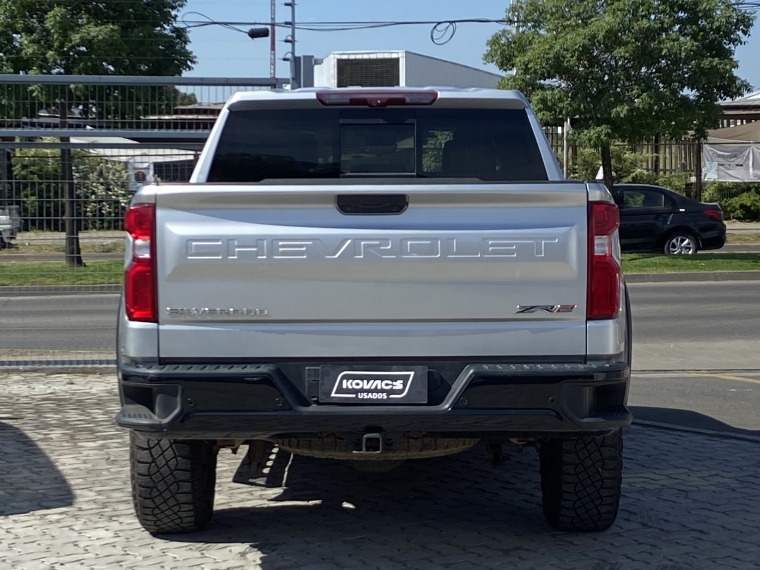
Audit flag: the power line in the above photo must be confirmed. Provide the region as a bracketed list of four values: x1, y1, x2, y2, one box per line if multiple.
[180, 15, 511, 45]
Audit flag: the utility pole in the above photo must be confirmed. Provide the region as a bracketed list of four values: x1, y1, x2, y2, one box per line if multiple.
[270, 0, 276, 81]
[284, 1, 298, 89]
[513, 0, 520, 34]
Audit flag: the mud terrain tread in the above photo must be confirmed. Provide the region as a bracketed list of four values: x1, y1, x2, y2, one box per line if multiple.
[539, 429, 622, 531]
[130, 432, 217, 535]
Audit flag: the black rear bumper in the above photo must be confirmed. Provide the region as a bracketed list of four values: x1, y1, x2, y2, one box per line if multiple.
[116, 360, 631, 440]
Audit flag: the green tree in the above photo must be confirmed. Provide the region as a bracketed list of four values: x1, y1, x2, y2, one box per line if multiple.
[0, 0, 194, 265]
[12, 144, 131, 232]
[0, 0, 194, 76]
[484, 0, 754, 190]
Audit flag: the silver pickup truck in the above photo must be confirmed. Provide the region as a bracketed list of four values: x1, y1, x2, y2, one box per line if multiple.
[116, 87, 632, 535]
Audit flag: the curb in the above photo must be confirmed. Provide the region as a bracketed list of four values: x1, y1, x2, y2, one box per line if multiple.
[632, 419, 760, 444]
[0, 285, 122, 297]
[0, 361, 116, 374]
[625, 270, 760, 283]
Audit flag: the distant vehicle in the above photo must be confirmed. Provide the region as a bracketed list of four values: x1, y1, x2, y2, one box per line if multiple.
[0, 205, 20, 249]
[613, 184, 726, 255]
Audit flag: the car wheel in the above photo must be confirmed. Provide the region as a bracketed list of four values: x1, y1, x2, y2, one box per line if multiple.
[664, 233, 697, 255]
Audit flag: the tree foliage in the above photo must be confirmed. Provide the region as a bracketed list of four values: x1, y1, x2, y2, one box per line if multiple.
[0, 0, 196, 121]
[0, 0, 194, 75]
[571, 145, 690, 192]
[12, 145, 130, 231]
[484, 0, 754, 188]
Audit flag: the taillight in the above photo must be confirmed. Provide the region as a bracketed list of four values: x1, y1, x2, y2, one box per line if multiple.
[124, 203, 156, 322]
[703, 208, 723, 222]
[316, 90, 438, 107]
[587, 201, 621, 320]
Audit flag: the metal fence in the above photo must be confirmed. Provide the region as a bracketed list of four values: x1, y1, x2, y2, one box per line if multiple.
[0, 140, 206, 366]
[0, 74, 286, 137]
[0, 74, 288, 366]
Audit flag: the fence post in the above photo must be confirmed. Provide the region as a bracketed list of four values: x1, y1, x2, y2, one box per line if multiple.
[60, 90, 85, 267]
[694, 141, 703, 203]
[0, 149, 8, 205]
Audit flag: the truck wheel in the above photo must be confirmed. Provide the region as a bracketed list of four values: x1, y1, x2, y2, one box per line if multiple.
[130, 432, 217, 534]
[539, 429, 622, 531]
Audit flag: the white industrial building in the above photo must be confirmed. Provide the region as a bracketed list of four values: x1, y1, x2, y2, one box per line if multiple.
[309, 51, 502, 89]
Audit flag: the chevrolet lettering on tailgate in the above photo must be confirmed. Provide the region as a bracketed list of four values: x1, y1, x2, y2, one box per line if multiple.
[185, 237, 561, 260]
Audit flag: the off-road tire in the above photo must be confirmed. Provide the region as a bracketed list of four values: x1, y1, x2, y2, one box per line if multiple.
[539, 429, 623, 531]
[130, 432, 217, 535]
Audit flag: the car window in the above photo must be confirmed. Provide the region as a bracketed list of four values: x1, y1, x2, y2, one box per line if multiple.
[621, 189, 667, 209]
[206, 108, 548, 182]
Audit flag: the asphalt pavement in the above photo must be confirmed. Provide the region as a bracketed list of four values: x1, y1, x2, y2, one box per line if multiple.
[2, 280, 757, 360]
[628, 280, 760, 370]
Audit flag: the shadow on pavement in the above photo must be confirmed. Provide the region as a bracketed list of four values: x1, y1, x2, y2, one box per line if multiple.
[158, 421, 760, 568]
[171, 447, 586, 563]
[631, 406, 760, 437]
[0, 420, 75, 516]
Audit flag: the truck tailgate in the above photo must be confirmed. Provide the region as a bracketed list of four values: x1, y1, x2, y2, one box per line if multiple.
[155, 183, 589, 359]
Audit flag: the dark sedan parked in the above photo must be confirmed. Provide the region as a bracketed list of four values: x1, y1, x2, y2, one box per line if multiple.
[613, 184, 726, 255]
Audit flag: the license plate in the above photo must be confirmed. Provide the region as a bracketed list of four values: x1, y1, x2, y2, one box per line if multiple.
[318, 365, 428, 404]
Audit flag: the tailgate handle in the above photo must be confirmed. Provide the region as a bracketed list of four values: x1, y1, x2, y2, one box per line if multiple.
[336, 194, 408, 215]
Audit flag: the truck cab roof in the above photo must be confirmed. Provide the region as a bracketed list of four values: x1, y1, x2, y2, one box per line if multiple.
[226, 87, 529, 110]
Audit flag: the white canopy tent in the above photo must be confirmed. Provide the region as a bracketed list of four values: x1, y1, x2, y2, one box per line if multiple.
[703, 121, 760, 182]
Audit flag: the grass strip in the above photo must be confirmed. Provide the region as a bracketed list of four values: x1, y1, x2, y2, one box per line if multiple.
[2, 254, 759, 286]
[0, 261, 123, 286]
[622, 253, 760, 273]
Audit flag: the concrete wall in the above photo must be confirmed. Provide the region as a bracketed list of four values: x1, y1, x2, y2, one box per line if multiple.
[313, 54, 335, 88]
[403, 52, 501, 88]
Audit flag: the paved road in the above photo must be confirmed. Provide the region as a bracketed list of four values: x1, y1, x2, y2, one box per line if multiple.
[628, 371, 760, 435]
[0, 293, 119, 355]
[2, 281, 759, 367]
[628, 281, 760, 370]
[0, 372, 758, 570]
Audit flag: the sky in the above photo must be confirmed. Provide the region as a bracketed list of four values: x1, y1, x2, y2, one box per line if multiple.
[180, 0, 760, 94]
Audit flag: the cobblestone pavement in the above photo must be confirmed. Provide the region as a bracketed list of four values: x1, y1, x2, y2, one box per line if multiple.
[1, 373, 759, 570]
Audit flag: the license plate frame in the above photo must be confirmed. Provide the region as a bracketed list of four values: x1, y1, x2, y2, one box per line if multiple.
[317, 365, 428, 404]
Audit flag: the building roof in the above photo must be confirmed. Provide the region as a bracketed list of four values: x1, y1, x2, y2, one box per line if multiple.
[720, 91, 760, 108]
[707, 121, 760, 143]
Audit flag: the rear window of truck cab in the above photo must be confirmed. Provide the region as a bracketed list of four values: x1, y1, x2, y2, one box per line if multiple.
[206, 108, 548, 183]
